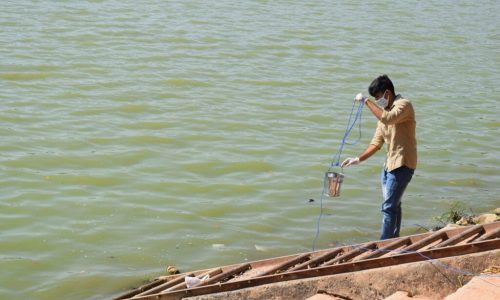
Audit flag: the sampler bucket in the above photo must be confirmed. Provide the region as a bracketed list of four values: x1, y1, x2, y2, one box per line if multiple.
[325, 171, 344, 197]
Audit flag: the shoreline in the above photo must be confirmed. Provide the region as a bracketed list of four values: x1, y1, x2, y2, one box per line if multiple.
[111, 207, 499, 300]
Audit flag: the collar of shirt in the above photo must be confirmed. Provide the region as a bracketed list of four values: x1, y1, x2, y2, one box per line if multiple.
[386, 94, 403, 111]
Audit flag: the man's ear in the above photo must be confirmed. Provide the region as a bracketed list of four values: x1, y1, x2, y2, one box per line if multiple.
[387, 90, 394, 100]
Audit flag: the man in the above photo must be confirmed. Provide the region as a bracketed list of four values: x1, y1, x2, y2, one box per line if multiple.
[341, 75, 417, 240]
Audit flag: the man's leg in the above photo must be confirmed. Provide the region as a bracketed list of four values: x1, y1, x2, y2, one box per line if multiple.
[380, 166, 414, 240]
[394, 202, 402, 238]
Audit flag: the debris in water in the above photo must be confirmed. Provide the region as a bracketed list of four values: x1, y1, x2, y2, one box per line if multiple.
[212, 244, 225, 249]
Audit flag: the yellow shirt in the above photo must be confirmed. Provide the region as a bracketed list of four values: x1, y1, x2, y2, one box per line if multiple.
[370, 96, 417, 172]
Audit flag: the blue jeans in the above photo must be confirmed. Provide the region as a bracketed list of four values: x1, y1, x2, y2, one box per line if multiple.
[380, 166, 414, 240]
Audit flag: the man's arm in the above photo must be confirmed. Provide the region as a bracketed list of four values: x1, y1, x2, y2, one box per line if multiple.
[341, 144, 380, 167]
[364, 99, 383, 120]
[359, 144, 380, 162]
[364, 98, 411, 125]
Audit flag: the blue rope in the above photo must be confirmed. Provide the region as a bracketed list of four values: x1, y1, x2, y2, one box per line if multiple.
[330, 100, 364, 169]
[312, 99, 364, 250]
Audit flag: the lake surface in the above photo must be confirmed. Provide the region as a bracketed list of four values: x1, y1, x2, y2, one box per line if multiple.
[1, 1, 499, 299]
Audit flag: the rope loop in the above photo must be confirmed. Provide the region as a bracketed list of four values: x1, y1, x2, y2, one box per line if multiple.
[313, 98, 364, 250]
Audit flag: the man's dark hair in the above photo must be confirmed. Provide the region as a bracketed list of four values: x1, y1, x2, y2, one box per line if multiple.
[368, 75, 395, 97]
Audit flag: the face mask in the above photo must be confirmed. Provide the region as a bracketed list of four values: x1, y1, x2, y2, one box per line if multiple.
[375, 91, 388, 108]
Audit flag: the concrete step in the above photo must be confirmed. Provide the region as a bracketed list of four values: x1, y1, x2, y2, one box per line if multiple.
[444, 275, 500, 300]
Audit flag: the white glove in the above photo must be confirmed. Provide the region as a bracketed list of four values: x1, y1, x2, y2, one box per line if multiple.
[354, 93, 367, 103]
[341, 157, 360, 168]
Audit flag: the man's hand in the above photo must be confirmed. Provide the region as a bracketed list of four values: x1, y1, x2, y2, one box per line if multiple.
[354, 93, 367, 103]
[341, 157, 360, 168]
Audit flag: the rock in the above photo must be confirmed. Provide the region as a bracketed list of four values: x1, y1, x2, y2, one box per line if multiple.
[306, 294, 344, 300]
[455, 216, 473, 225]
[493, 208, 500, 215]
[445, 276, 500, 300]
[482, 265, 500, 274]
[475, 213, 499, 224]
[166, 265, 179, 275]
[384, 291, 412, 300]
[439, 223, 461, 231]
[384, 291, 432, 300]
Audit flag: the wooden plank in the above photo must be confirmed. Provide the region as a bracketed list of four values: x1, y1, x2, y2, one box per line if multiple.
[289, 248, 343, 271]
[401, 231, 446, 252]
[483, 221, 500, 232]
[475, 225, 500, 242]
[433, 224, 484, 248]
[322, 242, 377, 266]
[194, 264, 252, 287]
[357, 237, 411, 260]
[257, 253, 311, 276]
[130, 239, 500, 300]
[131, 273, 193, 298]
[112, 279, 166, 300]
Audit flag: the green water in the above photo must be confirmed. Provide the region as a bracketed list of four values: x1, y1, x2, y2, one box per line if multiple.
[1, 1, 499, 299]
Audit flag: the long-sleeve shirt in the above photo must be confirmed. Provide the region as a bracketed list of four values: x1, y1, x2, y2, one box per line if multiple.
[370, 95, 417, 172]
